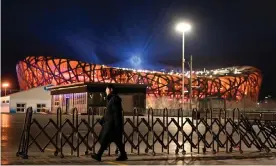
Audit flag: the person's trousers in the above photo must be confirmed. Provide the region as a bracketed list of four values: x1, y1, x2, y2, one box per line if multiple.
[97, 139, 126, 157]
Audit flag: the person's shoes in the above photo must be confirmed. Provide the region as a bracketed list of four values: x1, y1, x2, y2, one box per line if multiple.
[91, 153, 101, 162]
[116, 153, 128, 161]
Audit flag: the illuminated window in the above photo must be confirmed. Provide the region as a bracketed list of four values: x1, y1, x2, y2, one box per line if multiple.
[16, 103, 26, 112]
[37, 104, 46, 112]
[54, 95, 60, 106]
[74, 93, 86, 105]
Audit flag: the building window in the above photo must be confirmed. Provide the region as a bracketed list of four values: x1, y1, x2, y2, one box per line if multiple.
[53, 95, 60, 106]
[54, 101, 59, 106]
[37, 104, 46, 112]
[88, 92, 106, 106]
[74, 93, 86, 105]
[16, 103, 26, 112]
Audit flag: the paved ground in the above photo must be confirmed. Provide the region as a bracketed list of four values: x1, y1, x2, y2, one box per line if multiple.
[2, 151, 276, 165]
[2, 113, 276, 165]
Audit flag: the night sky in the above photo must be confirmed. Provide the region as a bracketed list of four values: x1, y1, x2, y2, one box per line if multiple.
[1, 0, 276, 99]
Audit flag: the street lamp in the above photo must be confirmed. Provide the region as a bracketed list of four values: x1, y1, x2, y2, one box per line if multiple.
[2, 83, 9, 96]
[176, 22, 191, 112]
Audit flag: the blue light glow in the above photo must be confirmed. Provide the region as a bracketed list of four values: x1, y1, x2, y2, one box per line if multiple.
[130, 56, 142, 66]
[12, 1, 179, 70]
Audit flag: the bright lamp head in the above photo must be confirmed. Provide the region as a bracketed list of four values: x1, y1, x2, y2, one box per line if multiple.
[176, 22, 191, 33]
[2, 83, 9, 88]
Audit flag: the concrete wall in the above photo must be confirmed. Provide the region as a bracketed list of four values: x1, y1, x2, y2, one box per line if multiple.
[3, 86, 51, 113]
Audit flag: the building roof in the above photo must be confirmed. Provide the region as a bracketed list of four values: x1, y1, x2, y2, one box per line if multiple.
[47, 82, 148, 95]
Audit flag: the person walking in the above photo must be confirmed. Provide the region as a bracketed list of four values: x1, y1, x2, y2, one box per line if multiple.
[91, 84, 127, 162]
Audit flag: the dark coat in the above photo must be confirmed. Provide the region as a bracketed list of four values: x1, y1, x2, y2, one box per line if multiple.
[98, 93, 123, 145]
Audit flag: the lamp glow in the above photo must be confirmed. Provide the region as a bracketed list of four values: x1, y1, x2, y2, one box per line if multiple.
[2, 83, 9, 88]
[176, 23, 191, 33]
[2, 82, 9, 96]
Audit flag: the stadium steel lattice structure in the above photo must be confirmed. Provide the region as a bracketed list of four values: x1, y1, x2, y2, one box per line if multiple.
[16, 56, 262, 101]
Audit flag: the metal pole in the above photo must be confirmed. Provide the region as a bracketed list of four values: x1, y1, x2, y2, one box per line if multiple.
[4, 87, 7, 96]
[243, 94, 246, 115]
[182, 32, 185, 112]
[190, 55, 192, 111]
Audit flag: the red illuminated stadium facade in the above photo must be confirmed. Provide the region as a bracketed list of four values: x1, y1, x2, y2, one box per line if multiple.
[16, 56, 262, 101]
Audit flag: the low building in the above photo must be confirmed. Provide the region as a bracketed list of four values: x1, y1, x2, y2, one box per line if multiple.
[47, 83, 147, 114]
[0, 86, 51, 113]
[1, 96, 10, 113]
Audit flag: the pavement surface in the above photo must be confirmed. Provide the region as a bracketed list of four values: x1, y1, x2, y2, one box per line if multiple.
[2, 151, 276, 165]
[1, 113, 276, 165]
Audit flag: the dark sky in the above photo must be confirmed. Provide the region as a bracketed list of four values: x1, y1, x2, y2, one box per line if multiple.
[1, 0, 276, 99]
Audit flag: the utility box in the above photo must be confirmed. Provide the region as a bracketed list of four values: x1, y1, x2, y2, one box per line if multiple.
[199, 97, 226, 111]
[194, 97, 226, 118]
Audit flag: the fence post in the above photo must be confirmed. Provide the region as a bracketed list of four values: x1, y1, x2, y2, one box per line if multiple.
[136, 108, 140, 155]
[217, 108, 223, 153]
[194, 108, 200, 154]
[72, 108, 75, 156]
[164, 108, 169, 154]
[189, 108, 193, 153]
[131, 108, 135, 153]
[145, 108, 150, 153]
[211, 108, 216, 154]
[225, 108, 229, 153]
[54, 107, 61, 156]
[237, 108, 243, 154]
[92, 107, 96, 154]
[161, 109, 165, 153]
[180, 108, 186, 154]
[146, 108, 154, 155]
[202, 108, 208, 153]
[85, 107, 92, 155]
[16, 107, 33, 159]
[151, 108, 155, 155]
[73, 108, 79, 157]
[58, 107, 64, 158]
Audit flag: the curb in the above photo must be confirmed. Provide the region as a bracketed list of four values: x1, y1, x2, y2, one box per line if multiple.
[135, 154, 275, 161]
[6, 152, 276, 161]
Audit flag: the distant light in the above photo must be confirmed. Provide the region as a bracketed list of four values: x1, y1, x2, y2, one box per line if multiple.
[130, 56, 141, 66]
[2, 83, 9, 88]
[257, 103, 260, 105]
[265, 96, 268, 99]
[176, 22, 191, 33]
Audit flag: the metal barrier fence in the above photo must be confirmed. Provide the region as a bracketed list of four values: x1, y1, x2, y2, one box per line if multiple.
[16, 107, 276, 159]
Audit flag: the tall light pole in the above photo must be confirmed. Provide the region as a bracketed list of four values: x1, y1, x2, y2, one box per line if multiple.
[176, 22, 191, 112]
[2, 83, 9, 96]
[189, 55, 193, 110]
